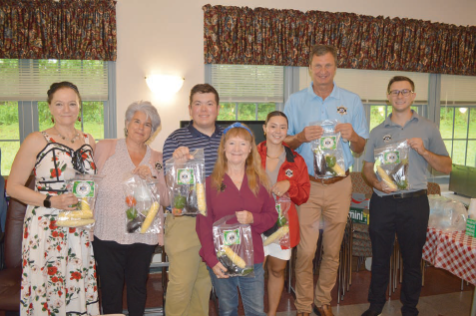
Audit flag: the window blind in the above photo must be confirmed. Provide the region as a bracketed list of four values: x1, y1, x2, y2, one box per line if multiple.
[299, 68, 430, 104]
[440, 75, 476, 105]
[0, 59, 109, 102]
[211, 64, 284, 103]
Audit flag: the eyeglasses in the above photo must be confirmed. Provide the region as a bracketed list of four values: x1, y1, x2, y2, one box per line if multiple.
[388, 89, 413, 97]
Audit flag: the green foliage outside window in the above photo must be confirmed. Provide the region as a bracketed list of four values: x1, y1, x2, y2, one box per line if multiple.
[0, 100, 104, 175]
[37, 101, 104, 139]
[0, 101, 20, 175]
[440, 107, 476, 166]
[218, 102, 276, 121]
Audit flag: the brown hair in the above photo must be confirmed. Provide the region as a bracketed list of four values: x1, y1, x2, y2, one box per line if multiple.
[189, 84, 219, 106]
[210, 124, 270, 195]
[47, 81, 82, 105]
[309, 44, 337, 65]
[265, 111, 288, 125]
[387, 76, 415, 94]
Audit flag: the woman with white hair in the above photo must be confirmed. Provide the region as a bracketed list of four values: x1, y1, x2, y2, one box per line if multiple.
[92, 100, 170, 316]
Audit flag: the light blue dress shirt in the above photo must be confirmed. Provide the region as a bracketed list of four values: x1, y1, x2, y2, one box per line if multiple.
[284, 82, 369, 176]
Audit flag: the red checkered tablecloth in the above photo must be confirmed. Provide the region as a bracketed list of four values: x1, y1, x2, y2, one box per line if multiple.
[422, 227, 476, 286]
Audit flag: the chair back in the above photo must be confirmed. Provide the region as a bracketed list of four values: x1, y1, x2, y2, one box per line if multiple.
[427, 182, 441, 195]
[350, 172, 373, 195]
[4, 175, 35, 269]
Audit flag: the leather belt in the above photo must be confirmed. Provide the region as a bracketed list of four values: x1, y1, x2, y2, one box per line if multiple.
[386, 189, 427, 199]
[309, 170, 350, 185]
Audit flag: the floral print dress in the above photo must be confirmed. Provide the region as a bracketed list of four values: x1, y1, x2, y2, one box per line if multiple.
[20, 132, 99, 316]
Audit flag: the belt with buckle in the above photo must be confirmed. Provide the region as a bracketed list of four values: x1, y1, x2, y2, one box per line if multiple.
[386, 189, 427, 199]
[309, 170, 350, 185]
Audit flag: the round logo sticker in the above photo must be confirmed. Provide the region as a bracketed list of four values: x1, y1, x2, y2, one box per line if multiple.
[323, 137, 335, 149]
[179, 170, 191, 183]
[76, 181, 91, 197]
[388, 153, 397, 163]
[225, 231, 238, 244]
[385, 152, 399, 164]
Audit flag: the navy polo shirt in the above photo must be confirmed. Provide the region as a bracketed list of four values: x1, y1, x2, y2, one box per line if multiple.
[163, 121, 223, 177]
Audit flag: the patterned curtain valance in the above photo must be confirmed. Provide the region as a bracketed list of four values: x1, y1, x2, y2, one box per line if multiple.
[0, 0, 117, 61]
[203, 4, 476, 76]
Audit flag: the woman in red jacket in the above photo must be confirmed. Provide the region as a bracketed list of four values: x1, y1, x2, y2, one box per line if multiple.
[258, 111, 310, 316]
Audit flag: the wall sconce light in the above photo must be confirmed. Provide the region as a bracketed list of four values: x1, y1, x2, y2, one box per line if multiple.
[145, 74, 184, 96]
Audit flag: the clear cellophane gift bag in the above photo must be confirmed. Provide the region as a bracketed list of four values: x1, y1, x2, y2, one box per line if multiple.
[310, 120, 346, 179]
[165, 148, 206, 216]
[374, 140, 410, 191]
[213, 215, 254, 277]
[123, 173, 162, 234]
[59, 173, 102, 228]
[263, 194, 291, 249]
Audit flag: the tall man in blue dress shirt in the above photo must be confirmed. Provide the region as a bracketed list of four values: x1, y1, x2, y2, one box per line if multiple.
[284, 44, 369, 316]
[360, 76, 451, 316]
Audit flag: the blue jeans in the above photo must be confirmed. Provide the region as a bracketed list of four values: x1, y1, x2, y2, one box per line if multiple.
[208, 263, 266, 316]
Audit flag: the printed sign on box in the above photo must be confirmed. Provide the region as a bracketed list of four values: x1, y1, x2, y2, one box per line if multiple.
[349, 193, 370, 224]
[466, 218, 476, 237]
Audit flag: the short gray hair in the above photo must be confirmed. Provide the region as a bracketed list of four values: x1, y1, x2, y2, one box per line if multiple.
[124, 100, 161, 135]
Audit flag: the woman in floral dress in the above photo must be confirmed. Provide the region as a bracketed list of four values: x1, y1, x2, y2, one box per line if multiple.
[7, 82, 99, 315]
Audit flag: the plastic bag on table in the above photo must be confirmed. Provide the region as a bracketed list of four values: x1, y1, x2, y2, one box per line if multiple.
[428, 195, 467, 232]
[374, 140, 410, 191]
[310, 120, 345, 179]
[213, 215, 254, 277]
[59, 173, 102, 228]
[165, 148, 206, 216]
[123, 173, 162, 234]
[263, 194, 291, 249]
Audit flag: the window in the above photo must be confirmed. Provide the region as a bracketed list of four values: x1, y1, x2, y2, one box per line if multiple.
[439, 75, 476, 167]
[209, 64, 284, 120]
[299, 67, 430, 129]
[0, 59, 116, 175]
[208, 63, 473, 177]
[0, 100, 20, 177]
[298, 67, 430, 172]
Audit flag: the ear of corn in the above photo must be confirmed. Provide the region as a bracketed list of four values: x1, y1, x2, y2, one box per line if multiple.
[81, 197, 91, 211]
[325, 155, 345, 176]
[377, 165, 398, 190]
[56, 218, 95, 227]
[140, 201, 160, 233]
[263, 225, 289, 246]
[196, 183, 206, 216]
[331, 163, 345, 176]
[223, 245, 246, 268]
[58, 210, 93, 219]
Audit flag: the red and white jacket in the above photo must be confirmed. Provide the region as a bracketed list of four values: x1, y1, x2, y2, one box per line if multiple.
[257, 141, 310, 249]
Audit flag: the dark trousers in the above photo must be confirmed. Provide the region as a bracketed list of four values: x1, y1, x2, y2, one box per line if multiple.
[367, 192, 429, 316]
[92, 237, 156, 316]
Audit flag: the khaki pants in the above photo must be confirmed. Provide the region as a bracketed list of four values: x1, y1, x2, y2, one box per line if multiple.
[294, 176, 352, 313]
[164, 216, 212, 316]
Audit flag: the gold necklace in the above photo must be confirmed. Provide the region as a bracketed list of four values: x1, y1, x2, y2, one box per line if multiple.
[54, 127, 80, 143]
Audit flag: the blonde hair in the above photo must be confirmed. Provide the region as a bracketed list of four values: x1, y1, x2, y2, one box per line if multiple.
[211, 124, 270, 195]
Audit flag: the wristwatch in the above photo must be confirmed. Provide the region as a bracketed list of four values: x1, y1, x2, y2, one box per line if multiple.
[43, 195, 52, 208]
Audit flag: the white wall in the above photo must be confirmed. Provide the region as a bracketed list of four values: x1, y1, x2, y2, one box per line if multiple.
[116, 0, 476, 150]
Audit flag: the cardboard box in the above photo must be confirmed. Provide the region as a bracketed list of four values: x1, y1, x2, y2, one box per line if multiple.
[466, 218, 476, 237]
[349, 193, 370, 225]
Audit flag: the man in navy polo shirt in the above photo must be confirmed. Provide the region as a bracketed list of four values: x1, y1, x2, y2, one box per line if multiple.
[284, 44, 369, 316]
[361, 76, 452, 316]
[163, 84, 223, 316]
